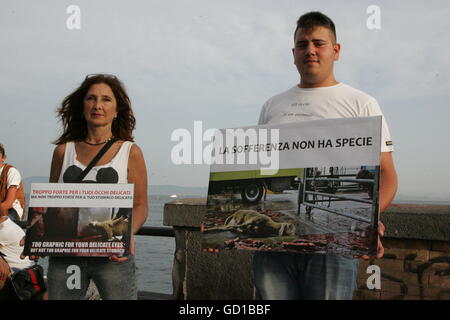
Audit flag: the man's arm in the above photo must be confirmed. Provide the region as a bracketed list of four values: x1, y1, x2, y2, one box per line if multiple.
[379, 152, 398, 213]
[371, 151, 397, 259]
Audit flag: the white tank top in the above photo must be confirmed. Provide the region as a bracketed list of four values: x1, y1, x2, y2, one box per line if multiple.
[58, 141, 133, 234]
[59, 141, 133, 184]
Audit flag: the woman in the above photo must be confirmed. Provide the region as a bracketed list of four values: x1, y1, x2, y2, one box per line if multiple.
[0, 211, 48, 300]
[0, 144, 25, 221]
[47, 74, 148, 300]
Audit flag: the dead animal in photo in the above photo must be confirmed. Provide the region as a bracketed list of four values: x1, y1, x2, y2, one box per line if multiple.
[82, 216, 129, 241]
[204, 209, 296, 237]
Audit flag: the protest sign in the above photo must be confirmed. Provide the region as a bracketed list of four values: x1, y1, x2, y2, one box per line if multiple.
[24, 183, 133, 257]
[202, 116, 381, 256]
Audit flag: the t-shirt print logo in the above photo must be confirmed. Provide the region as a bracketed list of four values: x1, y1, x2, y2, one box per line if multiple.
[291, 102, 310, 108]
[62, 165, 119, 184]
[282, 112, 313, 117]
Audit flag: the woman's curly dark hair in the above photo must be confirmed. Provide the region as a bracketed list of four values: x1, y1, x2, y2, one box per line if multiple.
[54, 74, 136, 144]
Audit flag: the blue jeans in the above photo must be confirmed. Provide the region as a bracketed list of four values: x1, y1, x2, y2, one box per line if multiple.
[47, 256, 137, 300]
[252, 252, 358, 300]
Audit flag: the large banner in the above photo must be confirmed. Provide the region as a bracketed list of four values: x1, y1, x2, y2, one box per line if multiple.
[202, 116, 381, 257]
[23, 183, 133, 257]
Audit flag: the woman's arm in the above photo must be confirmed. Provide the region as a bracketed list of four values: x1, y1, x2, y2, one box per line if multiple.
[0, 256, 11, 290]
[49, 144, 66, 183]
[20, 145, 66, 261]
[0, 167, 21, 216]
[127, 144, 148, 235]
[0, 186, 17, 216]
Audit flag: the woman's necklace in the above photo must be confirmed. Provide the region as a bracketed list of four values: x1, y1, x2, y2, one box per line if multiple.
[83, 136, 114, 146]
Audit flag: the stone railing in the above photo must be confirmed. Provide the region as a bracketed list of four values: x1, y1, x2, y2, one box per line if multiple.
[355, 204, 450, 300]
[164, 200, 450, 300]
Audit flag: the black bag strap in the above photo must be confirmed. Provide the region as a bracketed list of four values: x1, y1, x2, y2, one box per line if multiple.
[76, 138, 117, 182]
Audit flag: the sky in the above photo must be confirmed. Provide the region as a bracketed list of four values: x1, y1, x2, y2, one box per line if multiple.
[1, 0, 449, 200]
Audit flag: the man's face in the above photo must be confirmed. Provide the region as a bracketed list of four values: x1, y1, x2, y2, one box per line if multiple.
[293, 26, 340, 87]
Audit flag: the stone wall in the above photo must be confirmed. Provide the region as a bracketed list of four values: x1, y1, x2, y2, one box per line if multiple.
[164, 199, 255, 300]
[354, 204, 450, 300]
[164, 200, 450, 300]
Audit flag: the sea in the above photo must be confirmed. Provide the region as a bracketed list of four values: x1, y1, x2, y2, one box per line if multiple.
[135, 194, 181, 295]
[135, 193, 216, 294]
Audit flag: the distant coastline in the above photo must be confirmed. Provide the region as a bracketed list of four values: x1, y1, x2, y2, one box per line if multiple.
[23, 176, 448, 203]
[23, 176, 208, 197]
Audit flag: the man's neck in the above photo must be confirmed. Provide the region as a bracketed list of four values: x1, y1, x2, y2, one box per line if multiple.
[299, 76, 338, 88]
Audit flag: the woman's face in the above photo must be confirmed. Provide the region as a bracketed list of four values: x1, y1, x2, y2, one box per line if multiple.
[83, 83, 118, 129]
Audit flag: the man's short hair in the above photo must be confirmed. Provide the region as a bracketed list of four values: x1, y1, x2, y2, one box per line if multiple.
[294, 11, 337, 42]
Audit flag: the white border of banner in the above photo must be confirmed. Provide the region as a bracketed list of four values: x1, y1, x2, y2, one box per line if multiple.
[211, 116, 381, 173]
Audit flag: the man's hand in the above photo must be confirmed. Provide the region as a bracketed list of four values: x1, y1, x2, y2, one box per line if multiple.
[361, 221, 385, 260]
[359, 151, 396, 261]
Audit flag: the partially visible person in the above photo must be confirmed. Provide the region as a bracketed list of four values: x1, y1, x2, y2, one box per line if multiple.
[0, 212, 47, 299]
[45, 74, 148, 300]
[0, 144, 25, 222]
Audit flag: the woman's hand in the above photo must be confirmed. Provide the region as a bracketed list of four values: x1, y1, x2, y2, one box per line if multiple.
[19, 237, 40, 262]
[109, 235, 135, 263]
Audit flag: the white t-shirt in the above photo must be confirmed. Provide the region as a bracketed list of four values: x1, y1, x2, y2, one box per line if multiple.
[258, 82, 394, 152]
[59, 141, 134, 234]
[0, 217, 32, 270]
[0, 165, 24, 218]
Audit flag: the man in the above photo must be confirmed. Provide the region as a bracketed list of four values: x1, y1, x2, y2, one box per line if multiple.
[0, 144, 25, 221]
[253, 12, 398, 300]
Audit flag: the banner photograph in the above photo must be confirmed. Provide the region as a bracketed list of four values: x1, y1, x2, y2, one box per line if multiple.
[23, 183, 134, 257]
[202, 117, 381, 257]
